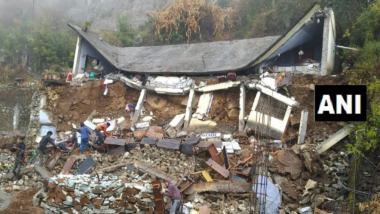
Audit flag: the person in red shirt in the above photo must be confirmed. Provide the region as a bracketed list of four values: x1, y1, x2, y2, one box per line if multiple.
[94, 122, 110, 145]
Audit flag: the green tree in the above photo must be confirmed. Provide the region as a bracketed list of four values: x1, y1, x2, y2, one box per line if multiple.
[116, 14, 136, 47]
[343, 0, 380, 154]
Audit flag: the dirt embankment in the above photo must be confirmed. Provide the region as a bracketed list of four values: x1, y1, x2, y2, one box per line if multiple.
[45, 75, 349, 134]
[0, 188, 44, 214]
[46, 81, 140, 131]
[286, 75, 350, 141]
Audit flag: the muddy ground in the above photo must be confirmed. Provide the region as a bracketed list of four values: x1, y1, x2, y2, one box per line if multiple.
[0, 188, 44, 214]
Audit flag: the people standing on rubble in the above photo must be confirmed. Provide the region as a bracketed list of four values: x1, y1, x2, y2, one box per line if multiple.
[38, 131, 58, 167]
[161, 178, 181, 214]
[125, 103, 136, 112]
[12, 144, 24, 180]
[79, 122, 91, 154]
[16, 136, 26, 151]
[94, 122, 110, 145]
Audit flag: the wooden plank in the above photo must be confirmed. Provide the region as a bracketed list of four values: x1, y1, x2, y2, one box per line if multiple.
[207, 144, 223, 166]
[157, 139, 181, 150]
[61, 155, 77, 175]
[151, 180, 165, 214]
[48, 150, 62, 171]
[104, 138, 126, 146]
[205, 159, 229, 178]
[201, 171, 213, 182]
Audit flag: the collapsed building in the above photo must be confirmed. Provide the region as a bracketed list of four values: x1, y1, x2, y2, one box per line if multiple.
[0, 4, 368, 214]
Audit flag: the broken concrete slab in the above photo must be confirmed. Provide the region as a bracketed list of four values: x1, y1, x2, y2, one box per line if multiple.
[195, 81, 241, 93]
[169, 114, 185, 130]
[134, 161, 178, 185]
[246, 82, 300, 107]
[35, 165, 53, 179]
[183, 89, 195, 129]
[244, 91, 292, 140]
[120, 76, 143, 90]
[297, 110, 309, 144]
[192, 93, 213, 120]
[131, 89, 147, 126]
[84, 120, 96, 130]
[154, 88, 190, 95]
[316, 124, 355, 154]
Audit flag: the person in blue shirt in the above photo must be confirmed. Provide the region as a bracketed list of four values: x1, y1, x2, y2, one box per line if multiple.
[79, 122, 91, 154]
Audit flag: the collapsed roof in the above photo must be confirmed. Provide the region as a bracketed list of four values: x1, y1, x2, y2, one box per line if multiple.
[68, 4, 325, 74]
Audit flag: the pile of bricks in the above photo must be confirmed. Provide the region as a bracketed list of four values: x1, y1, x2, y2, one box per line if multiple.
[39, 175, 161, 214]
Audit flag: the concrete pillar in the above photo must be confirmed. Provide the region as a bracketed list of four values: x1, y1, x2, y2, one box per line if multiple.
[248, 83, 300, 108]
[297, 110, 308, 144]
[72, 36, 83, 76]
[238, 83, 245, 132]
[131, 89, 147, 127]
[320, 8, 336, 76]
[183, 89, 195, 129]
[316, 124, 354, 154]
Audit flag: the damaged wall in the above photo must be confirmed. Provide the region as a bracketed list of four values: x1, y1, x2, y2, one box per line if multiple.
[0, 86, 36, 134]
[75, 38, 116, 75]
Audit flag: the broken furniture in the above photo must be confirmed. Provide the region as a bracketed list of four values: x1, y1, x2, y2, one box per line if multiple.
[152, 180, 165, 214]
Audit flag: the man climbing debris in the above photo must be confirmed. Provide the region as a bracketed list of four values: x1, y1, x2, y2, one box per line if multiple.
[38, 131, 58, 167]
[94, 122, 110, 145]
[80, 122, 91, 154]
[12, 144, 24, 180]
[161, 178, 181, 214]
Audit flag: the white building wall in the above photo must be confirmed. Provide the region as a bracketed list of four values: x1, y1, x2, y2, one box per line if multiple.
[76, 39, 116, 75]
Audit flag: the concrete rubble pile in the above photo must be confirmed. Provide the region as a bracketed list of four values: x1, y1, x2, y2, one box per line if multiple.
[35, 174, 157, 214]
[0, 73, 358, 214]
[271, 143, 351, 213]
